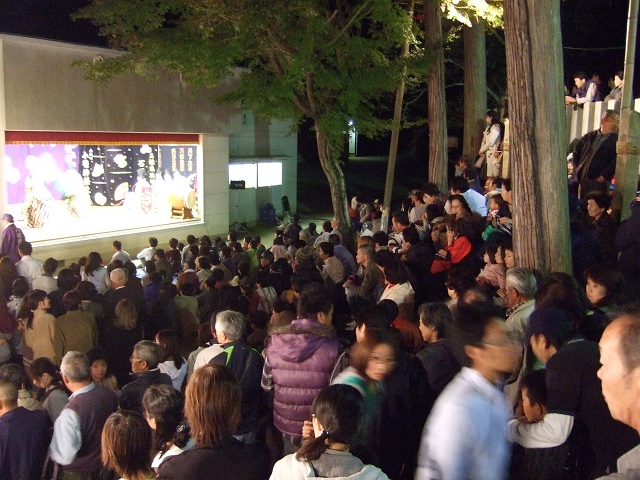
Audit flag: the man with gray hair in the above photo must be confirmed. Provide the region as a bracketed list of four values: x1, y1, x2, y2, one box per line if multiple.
[0, 378, 51, 479]
[503, 267, 537, 407]
[50, 351, 117, 479]
[119, 340, 172, 414]
[210, 310, 267, 443]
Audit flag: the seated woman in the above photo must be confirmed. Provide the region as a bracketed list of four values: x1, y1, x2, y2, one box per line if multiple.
[271, 384, 389, 480]
[157, 364, 270, 480]
[378, 260, 415, 323]
[430, 215, 473, 274]
[584, 263, 623, 316]
[585, 190, 617, 262]
[101, 410, 155, 480]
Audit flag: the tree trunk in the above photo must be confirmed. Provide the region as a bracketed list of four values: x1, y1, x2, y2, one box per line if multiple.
[504, 0, 571, 274]
[315, 127, 352, 246]
[424, 0, 448, 192]
[462, 20, 487, 161]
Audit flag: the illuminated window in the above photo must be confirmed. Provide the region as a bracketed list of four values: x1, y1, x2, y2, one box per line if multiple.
[229, 163, 257, 189]
[258, 162, 282, 187]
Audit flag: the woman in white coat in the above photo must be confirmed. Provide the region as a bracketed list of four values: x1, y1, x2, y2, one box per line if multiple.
[477, 109, 502, 177]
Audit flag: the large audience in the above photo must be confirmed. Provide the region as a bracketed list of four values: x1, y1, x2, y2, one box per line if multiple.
[0, 153, 640, 480]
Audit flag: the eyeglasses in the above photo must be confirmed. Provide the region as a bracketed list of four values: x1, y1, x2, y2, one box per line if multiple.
[129, 356, 143, 363]
[482, 333, 519, 348]
[369, 356, 398, 367]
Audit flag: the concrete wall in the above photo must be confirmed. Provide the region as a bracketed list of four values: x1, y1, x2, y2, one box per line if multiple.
[0, 34, 297, 265]
[228, 111, 297, 226]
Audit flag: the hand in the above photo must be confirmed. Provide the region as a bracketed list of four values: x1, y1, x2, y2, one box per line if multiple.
[446, 230, 455, 245]
[499, 217, 512, 225]
[565, 95, 576, 104]
[437, 249, 447, 256]
[497, 288, 507, 300]
[596, 175, 607, 183]
[302, 420, 314, 440]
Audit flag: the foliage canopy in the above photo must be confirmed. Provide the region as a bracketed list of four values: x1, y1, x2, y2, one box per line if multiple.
[76, 0, 427, 145]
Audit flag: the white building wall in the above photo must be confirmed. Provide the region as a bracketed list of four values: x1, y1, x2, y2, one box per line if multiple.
[0, 34, 297, 264]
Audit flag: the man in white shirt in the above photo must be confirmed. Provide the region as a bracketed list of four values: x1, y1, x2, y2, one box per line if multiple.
[193, 314, 224, 370]
[15, 241, 43, 289]
[417, 294, 518, 480]
[111, 240, 132, 265]
[448, 176, 487, 217]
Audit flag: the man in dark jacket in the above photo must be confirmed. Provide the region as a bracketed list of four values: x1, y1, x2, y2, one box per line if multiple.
[210, 310, 266, 443]
[616, 194, 640, 301]
[572, 110, 619, 198]
[261, 282, 339, 454]
[120, 340, 172, 413]
[0, 379, 51, 479]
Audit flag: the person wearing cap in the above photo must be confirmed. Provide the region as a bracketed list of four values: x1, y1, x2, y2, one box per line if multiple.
[597, 307, 640, 479]
[506, 306, 637, 479]
[259, 250, 274, 272]
[0, 214, 25, 264]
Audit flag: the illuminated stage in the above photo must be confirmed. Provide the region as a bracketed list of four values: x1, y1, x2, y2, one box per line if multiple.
[15, 202, 201, 246]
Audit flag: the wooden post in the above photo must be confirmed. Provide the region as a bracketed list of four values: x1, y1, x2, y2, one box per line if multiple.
[613, 0, 640, 220]
[424, 0, 448, 192]
[461, 20, 487, 161]
[504, 0, 571, 274]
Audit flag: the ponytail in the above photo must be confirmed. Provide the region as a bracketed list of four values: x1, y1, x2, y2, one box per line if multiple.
[295, 430, 329, 462]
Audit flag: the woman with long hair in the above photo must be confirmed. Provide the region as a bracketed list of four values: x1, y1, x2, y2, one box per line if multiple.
[101, 410, 154, 480]
[105, 298, 143, 388]
[156, 364, 270, 480]
[477, 109, 502, 177]
[271, 384, 389, 479]
[155, 329, 187, 391]
[18, 289, 55, 366]
[81, 252, 111, 295]
[0, 256, 19, 299]
[142, 384, 192, 472]
[30, 356, 68, 421]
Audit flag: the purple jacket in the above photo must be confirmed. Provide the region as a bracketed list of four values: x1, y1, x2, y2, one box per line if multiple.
[266, 319, 339, 438]
[1, 224, 24, 264]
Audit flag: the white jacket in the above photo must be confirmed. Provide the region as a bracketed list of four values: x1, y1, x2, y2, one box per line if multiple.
[270, 451, 389, 480]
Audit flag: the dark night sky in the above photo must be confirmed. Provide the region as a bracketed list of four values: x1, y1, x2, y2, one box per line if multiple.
[0, 0, 105, 46]
[0, 0, 635, 94]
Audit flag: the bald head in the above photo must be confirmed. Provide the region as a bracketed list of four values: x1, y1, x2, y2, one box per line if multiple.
[598, 311, 640, 432]
[110, 268, 128, 288]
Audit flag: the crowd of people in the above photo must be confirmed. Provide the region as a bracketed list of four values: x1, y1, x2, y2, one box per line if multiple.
[1, 124, 640, 479]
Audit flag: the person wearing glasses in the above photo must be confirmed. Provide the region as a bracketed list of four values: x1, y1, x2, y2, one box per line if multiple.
[417, 293, 519, 480]
[119, 340, 172, 414]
